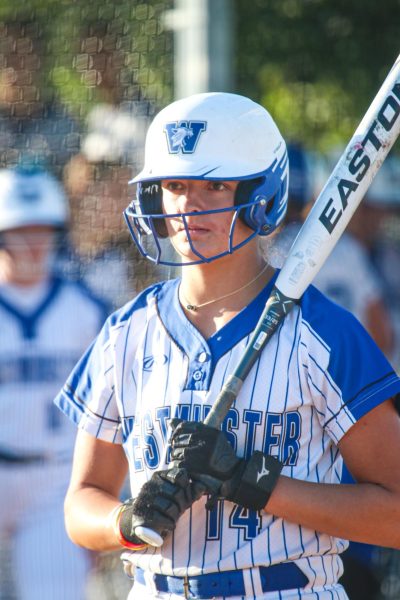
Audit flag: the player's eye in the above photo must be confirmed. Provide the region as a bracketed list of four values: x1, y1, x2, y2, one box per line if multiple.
[208, 181, 231, 192]
[163, 180, 185, 192]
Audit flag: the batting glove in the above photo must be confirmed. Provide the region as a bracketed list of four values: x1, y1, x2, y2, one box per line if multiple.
[170, 420, 283, 511]
[114, 467, 206, 549]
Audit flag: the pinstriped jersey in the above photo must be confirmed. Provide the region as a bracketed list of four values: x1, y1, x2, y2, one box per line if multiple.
[55, 272, 400, 591]
[0, 276, 109, 458]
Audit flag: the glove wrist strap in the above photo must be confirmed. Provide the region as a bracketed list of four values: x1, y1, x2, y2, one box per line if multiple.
[111, 503, 148, 551]
[232, 451, 283, 511]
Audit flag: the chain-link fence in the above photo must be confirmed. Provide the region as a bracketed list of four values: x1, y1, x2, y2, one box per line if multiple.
[0, 2, 173, 598]
[1, 3, 400, 600]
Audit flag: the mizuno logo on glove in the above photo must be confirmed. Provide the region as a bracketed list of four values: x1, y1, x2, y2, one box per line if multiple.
[256, 456, 270, 482]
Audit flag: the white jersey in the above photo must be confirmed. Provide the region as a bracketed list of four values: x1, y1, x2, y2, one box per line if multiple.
[55, 273, 400, 595]
[0, 275, 108, 600]
[0, 275, 108, 458]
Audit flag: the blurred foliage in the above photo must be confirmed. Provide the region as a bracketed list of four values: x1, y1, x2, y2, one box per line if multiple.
[0, 0, 174, 118]
[0, 0, 399, 152]
[235, 0, 400, 151]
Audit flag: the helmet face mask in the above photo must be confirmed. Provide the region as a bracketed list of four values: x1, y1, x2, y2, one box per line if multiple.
[124, 92, 288, 266]
[125, 196, 263, 266]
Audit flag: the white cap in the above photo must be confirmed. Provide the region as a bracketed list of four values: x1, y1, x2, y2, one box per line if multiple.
[81, 104, 148, 164]
[0, 168, 69, 232]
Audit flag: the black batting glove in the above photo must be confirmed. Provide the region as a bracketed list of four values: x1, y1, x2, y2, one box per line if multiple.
[115, 467, 206, 549]
[170, 420, 283, 511]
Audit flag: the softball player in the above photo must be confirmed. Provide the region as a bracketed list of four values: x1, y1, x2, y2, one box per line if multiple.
[0, 167, 109, 599]
[55, 93, 400, 599]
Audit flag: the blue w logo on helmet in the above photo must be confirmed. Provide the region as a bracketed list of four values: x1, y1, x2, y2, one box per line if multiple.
[164, 121, 207, 154]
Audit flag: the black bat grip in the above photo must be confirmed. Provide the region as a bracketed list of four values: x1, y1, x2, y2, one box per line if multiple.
[204, 375, 243, 428]
[205, 286, 296, 429]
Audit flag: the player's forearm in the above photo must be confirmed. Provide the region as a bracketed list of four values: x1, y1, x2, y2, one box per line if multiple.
[64, 485, 122, 551]
[266, 475, 400, 549]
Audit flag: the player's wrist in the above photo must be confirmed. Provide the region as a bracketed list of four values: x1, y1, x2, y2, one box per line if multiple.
[109, 502, 148, 551]
[227, 451, 284, 511]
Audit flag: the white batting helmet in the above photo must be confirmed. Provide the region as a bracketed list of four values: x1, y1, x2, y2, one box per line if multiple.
[125, 92, 288, 266]
[0, 168, 69, 232]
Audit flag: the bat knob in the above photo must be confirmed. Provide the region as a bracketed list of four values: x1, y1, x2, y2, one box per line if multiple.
[135, 526, 164, 547]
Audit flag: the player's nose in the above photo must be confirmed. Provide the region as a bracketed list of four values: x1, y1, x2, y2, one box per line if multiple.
[178, 181, 207, 213]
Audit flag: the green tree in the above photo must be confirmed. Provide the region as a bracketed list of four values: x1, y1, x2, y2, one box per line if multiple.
[0, 0, 173, 118]
[235, 0, 400, 151]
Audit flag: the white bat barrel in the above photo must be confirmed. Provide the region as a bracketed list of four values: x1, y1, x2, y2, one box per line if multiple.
[277, 54, 400, 300]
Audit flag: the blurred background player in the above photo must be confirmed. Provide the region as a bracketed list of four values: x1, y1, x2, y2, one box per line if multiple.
[61, 17, 161, 310]
[62, 110, 153, 311]
[62, 149, 138, 310]
[0, 167, 109, 600]
[348, 154, 400, 372]
[343, 155, 400, 600]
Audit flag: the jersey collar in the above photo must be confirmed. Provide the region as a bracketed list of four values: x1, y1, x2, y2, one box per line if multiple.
[156, 272, 278, 391]
[0, 276, 62, 339]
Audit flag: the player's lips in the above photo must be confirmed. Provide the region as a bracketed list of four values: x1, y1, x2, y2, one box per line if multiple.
[177, 223, 211, 234]
[187, 225, 209, 232]
[183, 227, 211, 242]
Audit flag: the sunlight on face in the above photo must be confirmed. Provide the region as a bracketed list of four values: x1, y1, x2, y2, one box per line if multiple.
[160, 179, 253, 262]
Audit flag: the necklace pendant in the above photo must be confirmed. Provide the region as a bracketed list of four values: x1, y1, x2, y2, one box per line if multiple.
[186, 304, 197, 311]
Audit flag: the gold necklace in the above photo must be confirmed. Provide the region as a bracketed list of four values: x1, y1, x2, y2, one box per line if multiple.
[179, 263, 270, 312]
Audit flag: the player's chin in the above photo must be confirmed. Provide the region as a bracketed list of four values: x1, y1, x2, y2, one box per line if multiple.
[171, 237, 224, 263]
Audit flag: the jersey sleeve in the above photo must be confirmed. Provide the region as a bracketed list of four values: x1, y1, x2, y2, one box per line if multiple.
[54, 314, 122, 444]
[300, 290, 400, 445]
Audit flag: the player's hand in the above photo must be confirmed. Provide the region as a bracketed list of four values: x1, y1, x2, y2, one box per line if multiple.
[170, 420, 284, 511]
[115, 467, 206, 549]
